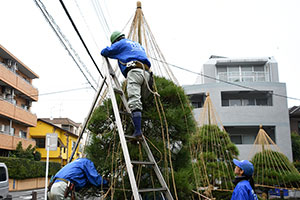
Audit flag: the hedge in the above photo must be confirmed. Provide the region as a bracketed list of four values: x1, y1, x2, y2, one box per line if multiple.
[0, 157, 61, 180]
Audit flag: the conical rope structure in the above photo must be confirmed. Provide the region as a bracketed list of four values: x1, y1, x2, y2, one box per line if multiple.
[189, 94, 239, 199]
[249, 126, 300, 191]
[84, 2, 198, 200]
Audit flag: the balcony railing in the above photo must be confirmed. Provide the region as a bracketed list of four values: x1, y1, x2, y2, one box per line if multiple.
[217, 72, 270, 83]
[0, 132, 36, 150]
[0, 98, 37, 126]
[0, 62, 38, 101]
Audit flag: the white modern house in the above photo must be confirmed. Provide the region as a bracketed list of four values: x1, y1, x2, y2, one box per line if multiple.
[183, 56, 292, 161]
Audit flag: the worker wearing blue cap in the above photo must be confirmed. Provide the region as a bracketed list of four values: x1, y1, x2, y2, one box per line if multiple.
[231, 159, 258, 200]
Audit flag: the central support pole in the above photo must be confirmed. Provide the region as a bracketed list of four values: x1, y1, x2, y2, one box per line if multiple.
[137, 1, 142, 45]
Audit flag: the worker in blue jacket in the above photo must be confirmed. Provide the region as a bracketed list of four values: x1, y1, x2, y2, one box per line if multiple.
[101, 31, 152, 138]
[48, 158, 108, 200]
[231, 159, 258, 200]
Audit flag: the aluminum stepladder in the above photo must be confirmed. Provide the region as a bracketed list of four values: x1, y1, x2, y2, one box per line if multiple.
[103, 58, 174, 200]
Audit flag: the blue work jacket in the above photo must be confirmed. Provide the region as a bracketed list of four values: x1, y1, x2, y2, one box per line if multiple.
[54, 158, 107, 191]
[231, 180, 258, 200]
[101, 38, 151, 77]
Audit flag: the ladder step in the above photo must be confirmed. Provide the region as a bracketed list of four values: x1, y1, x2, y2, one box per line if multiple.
[124, 135, 137, 140]
[138, 187, 167, 193]
[119, 110, 131, 116]
[114, 88, 123, 95]
[131, 161, 155, 165]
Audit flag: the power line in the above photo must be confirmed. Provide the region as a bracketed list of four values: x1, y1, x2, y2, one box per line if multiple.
[74, 0, 102, 50]
[59, 0, 104, 79]
[150, 57, 300, 102]
[17, 87, 92, 99]
[34, 0, 97, 91]
[37, 87, 91, 97]
[91, 0, 111, 40]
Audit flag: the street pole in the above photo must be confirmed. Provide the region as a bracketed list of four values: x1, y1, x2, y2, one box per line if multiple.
[45, 137, 50, 200]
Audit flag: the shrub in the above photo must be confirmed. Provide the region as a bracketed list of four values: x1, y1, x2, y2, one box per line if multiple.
[0, 157, 61, 179]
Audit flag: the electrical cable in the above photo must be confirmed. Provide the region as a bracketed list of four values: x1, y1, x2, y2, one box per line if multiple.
[34, 87, 91, 97]
[150, 57, 300, 102]
[34, 0, 97, 91]
[59, 0, 104, 78]
[74, 0, 101, 50]
[92, 0, 111, 36]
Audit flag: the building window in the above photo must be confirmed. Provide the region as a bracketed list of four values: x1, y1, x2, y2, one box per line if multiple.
[225, 126, 276, 144]
[189, 93, 205, 108]
[72, 141, 76, 150]
[34, 138, 45, 148]
[62, 125, 70, 131]
[19, 130, 26, 138]
[221, 91, 272, 107]
[217, 64, 269, 83]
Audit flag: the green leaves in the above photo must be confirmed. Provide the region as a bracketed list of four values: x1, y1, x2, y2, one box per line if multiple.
[0, 157, 60, 179]
[85, 76, 197, 199]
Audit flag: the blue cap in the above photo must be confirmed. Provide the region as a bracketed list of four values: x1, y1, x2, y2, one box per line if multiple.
[233, 159, 254, 176]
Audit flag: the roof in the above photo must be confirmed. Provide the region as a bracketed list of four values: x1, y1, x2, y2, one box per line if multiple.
[38, 118, 79, 138]
[208, 55, 271, 66]
[0, 44, 39, 79]
[289, 106, 300, 117]
[40, 118, 81, 127]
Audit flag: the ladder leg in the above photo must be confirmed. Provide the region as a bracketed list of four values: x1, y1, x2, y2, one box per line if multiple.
[104, 58, 141, 200]
[69, 76, 107, 163]
[141, 136, 174, 200]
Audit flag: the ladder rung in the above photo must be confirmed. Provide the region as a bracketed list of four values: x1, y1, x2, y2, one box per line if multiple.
[124, 135, 137, 140]
[114, 88, 123, 95]
[119, 111, 131, 116]
[131, 161, 154, 165]
[138, 187, 167, 193]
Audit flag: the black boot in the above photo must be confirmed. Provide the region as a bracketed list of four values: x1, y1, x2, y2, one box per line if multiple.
[132, 111, 142, 137]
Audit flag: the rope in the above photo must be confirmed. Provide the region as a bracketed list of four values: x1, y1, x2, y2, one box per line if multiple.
[136, 60, 160, 97]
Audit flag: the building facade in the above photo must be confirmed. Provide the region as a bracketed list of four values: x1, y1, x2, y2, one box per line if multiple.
[289, 106, 300, 134]
[29, 119, 81, 166]
[0, 45, 38, 156]
[41, 118, 81, 136]
[184, 56, 292, 161]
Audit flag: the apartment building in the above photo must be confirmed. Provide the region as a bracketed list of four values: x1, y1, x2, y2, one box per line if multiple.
[29, 119, 81, 166]
[184, 56, 292, 161]
[0, 44, 39, 156]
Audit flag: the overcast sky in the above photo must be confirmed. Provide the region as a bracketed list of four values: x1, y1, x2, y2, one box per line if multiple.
[1, 0, 300, 123]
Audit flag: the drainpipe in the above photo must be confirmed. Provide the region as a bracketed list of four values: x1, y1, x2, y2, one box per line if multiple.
[65, 134, 69, 164]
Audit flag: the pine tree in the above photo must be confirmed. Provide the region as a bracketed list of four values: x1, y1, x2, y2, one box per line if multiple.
[85, 76, 196, 199]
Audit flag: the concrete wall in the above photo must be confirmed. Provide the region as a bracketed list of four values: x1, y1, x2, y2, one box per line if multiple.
[9, 177, 49, 191]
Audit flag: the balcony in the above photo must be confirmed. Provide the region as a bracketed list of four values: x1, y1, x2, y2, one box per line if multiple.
[0, 98, 37, 126]
[0, 133, 36, 150]
[0, 63, 38, 101]
[217, 71, 270, 83]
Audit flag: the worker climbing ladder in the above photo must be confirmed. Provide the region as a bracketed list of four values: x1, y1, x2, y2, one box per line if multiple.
[103, 58, 173, 200]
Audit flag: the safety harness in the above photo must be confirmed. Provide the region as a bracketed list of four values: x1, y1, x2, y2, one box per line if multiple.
[119, 60, 159, 97]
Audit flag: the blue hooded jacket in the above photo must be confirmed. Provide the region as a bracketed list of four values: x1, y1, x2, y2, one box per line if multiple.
[231, 180, 258, 200]
[54, 158, 107, 191]
[101, 38, 151, 77]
